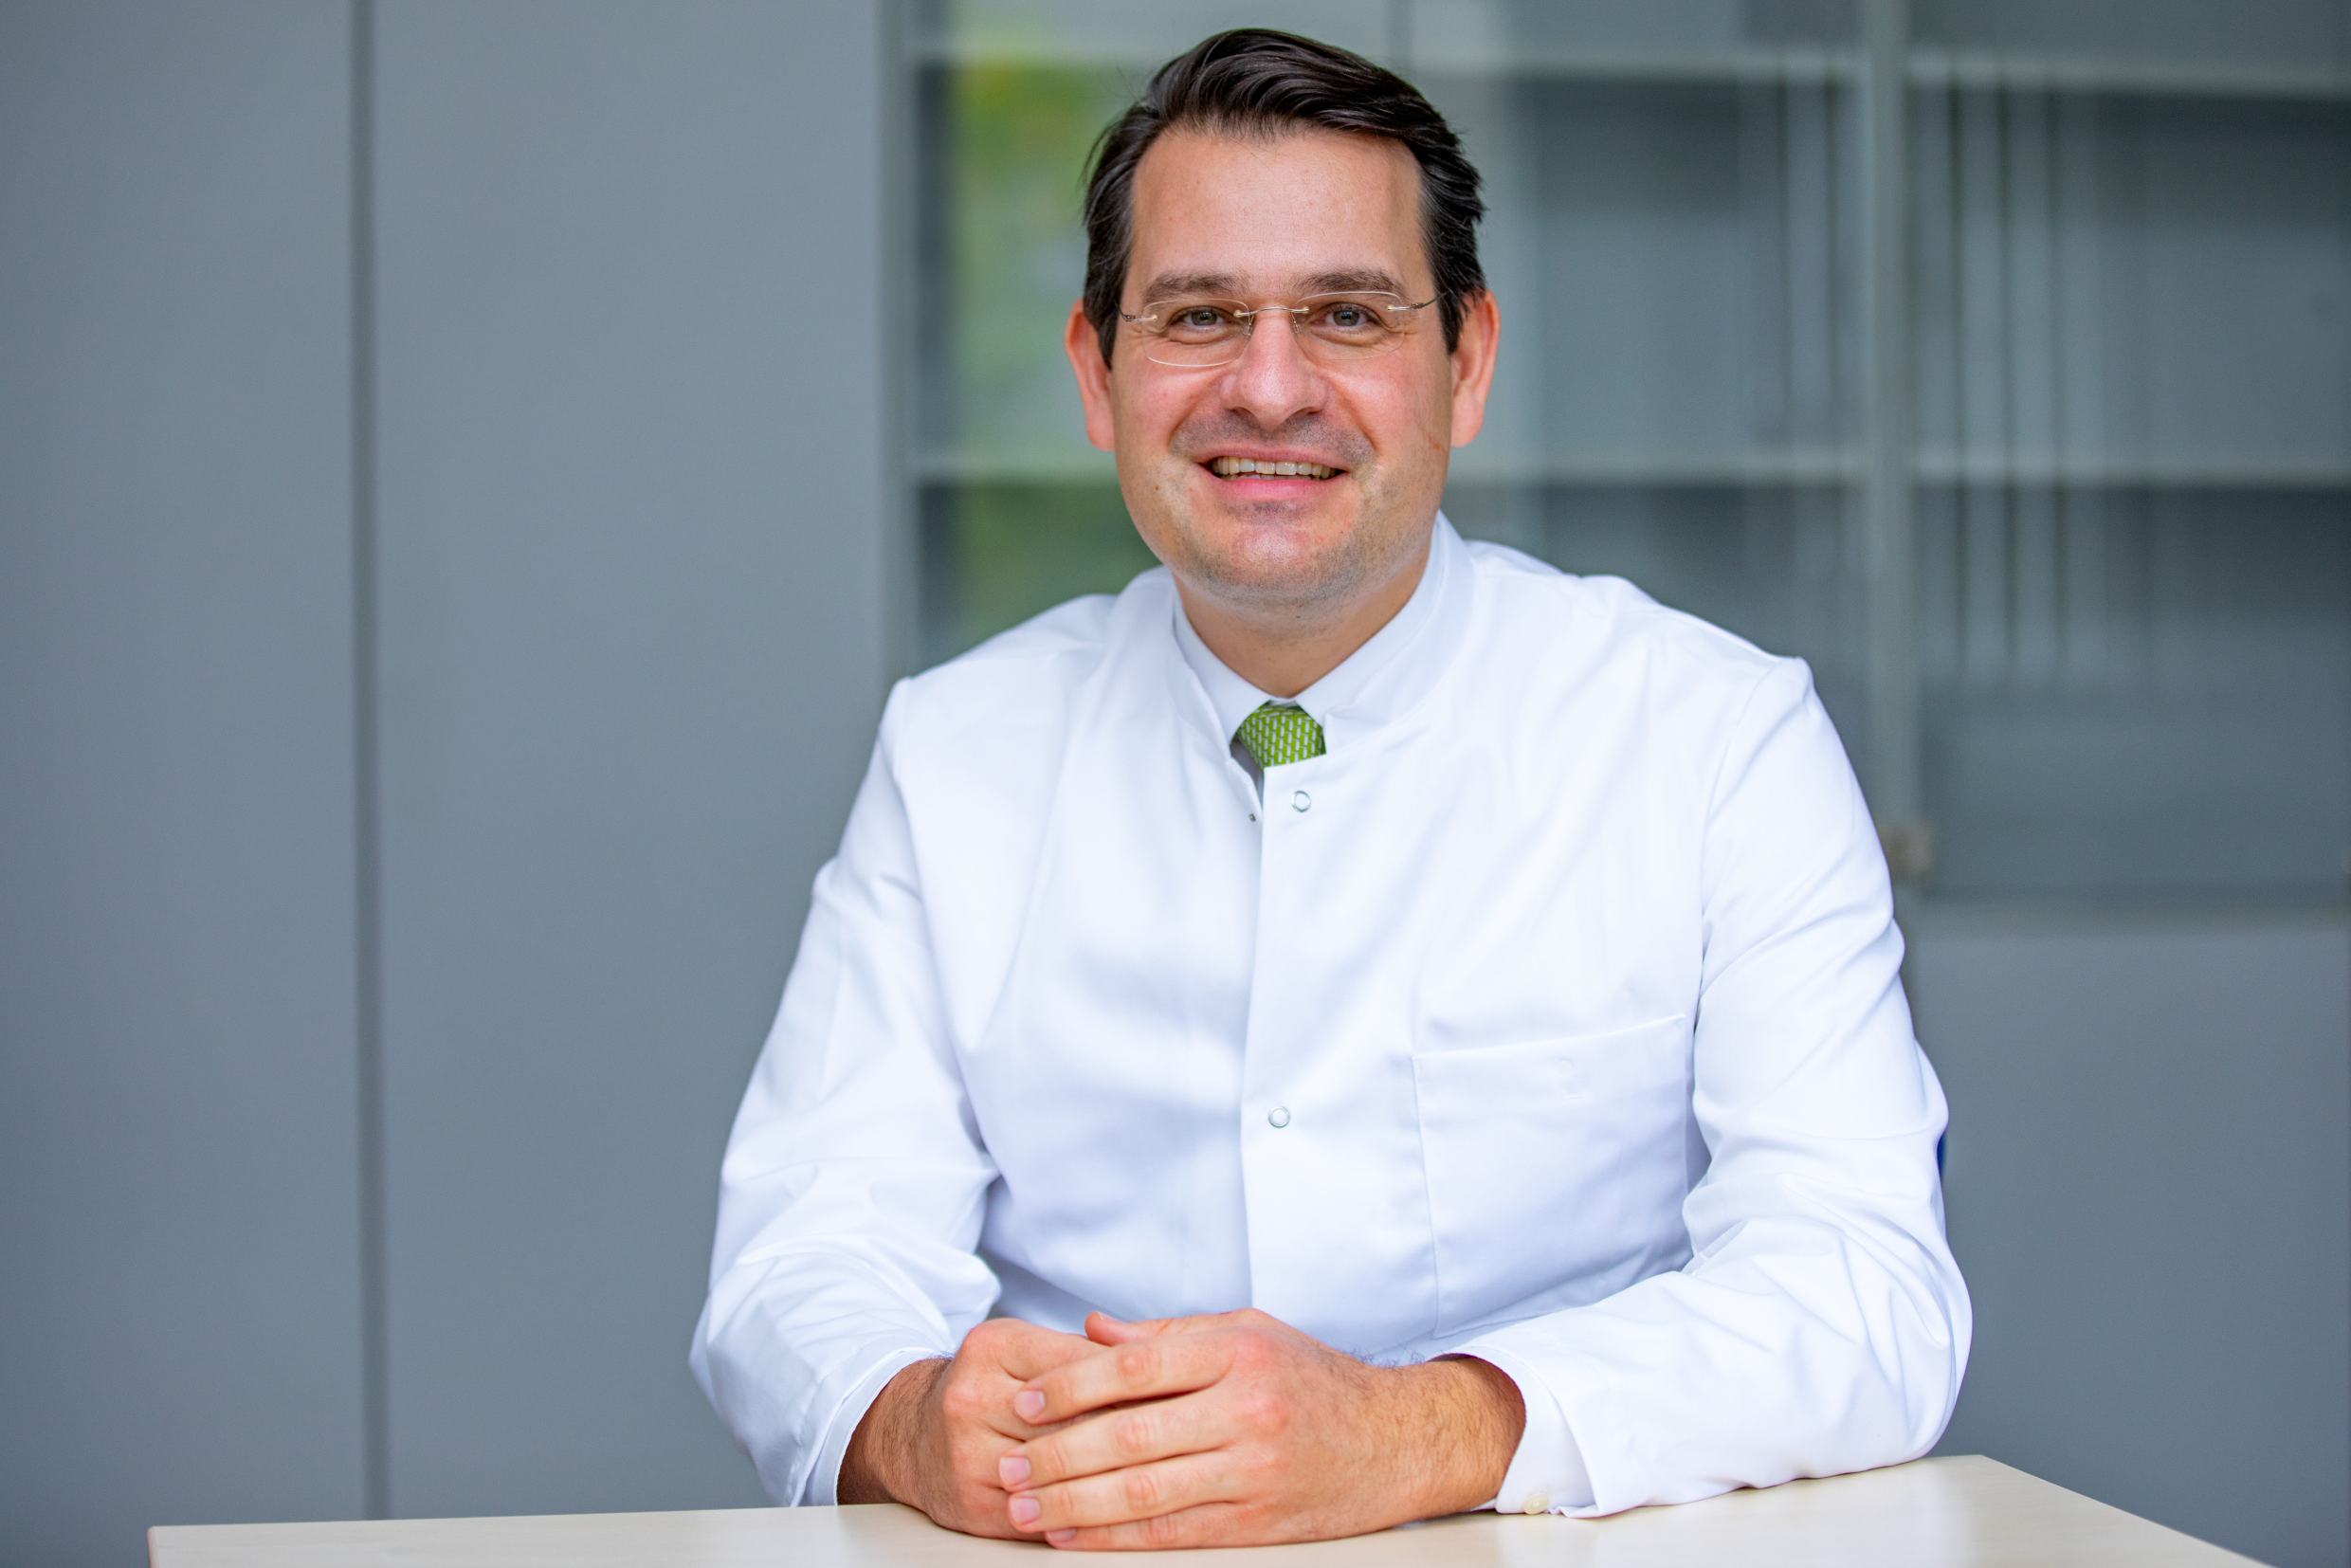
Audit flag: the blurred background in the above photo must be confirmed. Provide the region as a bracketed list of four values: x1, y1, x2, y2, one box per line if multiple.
[1, 1, 2344, 1564]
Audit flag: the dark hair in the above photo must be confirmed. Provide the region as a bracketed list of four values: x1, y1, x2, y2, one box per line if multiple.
[1080, 29, 1486, 365]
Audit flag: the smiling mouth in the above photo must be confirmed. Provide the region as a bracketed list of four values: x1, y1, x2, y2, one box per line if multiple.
[1208, 456, 1342, 481]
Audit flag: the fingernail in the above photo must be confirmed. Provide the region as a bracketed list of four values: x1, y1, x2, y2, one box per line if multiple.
[1047, 1528, 1077, 1546]
[1009, 1495, 1042, 1527]
[1014, 1389, 1046, 1421]
[997, 1453, 1031, 1487]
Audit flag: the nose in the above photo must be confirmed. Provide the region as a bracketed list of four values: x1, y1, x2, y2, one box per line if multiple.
[1217, 309, 1327, 431]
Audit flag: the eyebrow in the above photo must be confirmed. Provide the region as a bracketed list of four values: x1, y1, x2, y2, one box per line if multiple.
[1301, 267, 1408, 297]
[1138, 272, 1242, 306]
[1135, 266, 1412, 305]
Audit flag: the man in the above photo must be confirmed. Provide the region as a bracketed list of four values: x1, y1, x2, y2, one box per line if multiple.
[693, 28, 1967, 1551]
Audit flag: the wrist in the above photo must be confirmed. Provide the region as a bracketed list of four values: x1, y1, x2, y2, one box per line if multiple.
[839, 1358, 946, 1505]
[1400, 1356, 1525, 1518]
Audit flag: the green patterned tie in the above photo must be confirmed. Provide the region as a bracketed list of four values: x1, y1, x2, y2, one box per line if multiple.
[1236, 702, 1326, 768]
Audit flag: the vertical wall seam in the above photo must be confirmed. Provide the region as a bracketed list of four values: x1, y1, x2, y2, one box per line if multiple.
[350, 0, 390, 1522]
[1384, 0, 1411, 68]
[881, 0, 918, 687]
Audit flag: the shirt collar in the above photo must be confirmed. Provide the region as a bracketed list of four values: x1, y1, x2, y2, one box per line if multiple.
[1171, 512, 1470, 752]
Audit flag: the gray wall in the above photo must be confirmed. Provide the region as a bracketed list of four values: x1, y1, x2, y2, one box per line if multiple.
[0, 5, 369, 1562]
[371, 0, 884, 1520]
[1920, 914, 2351, 1568]
[0, 2, 886, 1562]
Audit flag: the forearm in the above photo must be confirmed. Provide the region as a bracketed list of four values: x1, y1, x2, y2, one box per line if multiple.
[1459, 1202, 1965, 1513]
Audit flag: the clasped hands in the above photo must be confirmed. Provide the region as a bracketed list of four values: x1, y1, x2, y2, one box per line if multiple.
[838, 1306, 1524, 1550]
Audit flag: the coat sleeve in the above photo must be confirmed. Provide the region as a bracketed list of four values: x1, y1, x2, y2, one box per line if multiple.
[1455, 656, 1972, 1516]
[689, 684, 1001, 1505]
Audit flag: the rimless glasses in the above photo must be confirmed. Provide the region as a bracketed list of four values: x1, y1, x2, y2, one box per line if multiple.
[1119, 291, 1437, 369]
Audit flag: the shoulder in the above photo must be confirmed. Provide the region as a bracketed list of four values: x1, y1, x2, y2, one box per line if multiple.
[1461, 538, 1789, 699]
[882, 568, 1173, 757]
[1452, 540, 1836, 816]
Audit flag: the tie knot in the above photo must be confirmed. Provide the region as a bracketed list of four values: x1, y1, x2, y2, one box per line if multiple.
[1236, 702, 1325, 769]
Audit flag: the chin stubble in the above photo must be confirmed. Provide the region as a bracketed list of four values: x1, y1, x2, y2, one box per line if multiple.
[1152, 416, 1415, 610]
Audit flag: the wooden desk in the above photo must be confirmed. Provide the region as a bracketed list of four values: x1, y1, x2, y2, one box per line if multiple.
[148, 1455, 2260, 1566]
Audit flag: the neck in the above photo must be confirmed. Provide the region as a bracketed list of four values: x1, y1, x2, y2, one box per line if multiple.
[1176, 532, 1431, 699]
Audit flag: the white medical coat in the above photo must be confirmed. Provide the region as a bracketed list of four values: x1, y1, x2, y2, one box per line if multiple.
[692, 517, 1970, 1518]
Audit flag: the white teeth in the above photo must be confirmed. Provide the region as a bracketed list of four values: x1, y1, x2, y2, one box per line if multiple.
[1210, 456, 1337, 479]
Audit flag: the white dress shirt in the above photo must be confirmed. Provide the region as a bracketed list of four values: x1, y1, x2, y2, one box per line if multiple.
[692, 515, 1970, 1519]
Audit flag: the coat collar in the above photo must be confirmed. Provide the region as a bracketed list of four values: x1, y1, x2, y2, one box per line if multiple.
[1165, 512, 1473, 755]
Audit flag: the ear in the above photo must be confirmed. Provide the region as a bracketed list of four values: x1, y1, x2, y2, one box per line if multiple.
[1064, 301, 1118, 452]
[1447, 289, 1502, 449]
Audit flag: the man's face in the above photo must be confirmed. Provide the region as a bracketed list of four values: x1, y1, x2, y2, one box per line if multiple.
[1066, 128, 1496, 613]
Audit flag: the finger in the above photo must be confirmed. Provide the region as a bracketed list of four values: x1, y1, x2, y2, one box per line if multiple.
[1007, 1451, 1236, 1534]
[982, 1321, 1102, 1385]
[1000, 1391, 1223, 1489]
[978, 1382, 1090, 1444]
[1039, 1502, 1252, 1551]
[1084, 1309, 1232, 1346]
[942, 1325, 1097, 1445]
[1015, 1333, 1233, 1425]
[1085, 1313, 1136, 1346]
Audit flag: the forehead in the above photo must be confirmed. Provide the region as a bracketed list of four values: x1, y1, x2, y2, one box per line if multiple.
[1124, 127, 1425, 299]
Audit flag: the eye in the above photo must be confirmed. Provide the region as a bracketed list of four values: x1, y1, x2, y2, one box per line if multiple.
[1155, 302, 1241, 342]
[1310, 298, 1393, 335]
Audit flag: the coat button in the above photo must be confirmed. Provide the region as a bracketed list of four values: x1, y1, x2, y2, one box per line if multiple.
[1520, 1493, 1551, 1515]
[1291, 790, 1310, 811]
[1267, 1106, 1290, 1128]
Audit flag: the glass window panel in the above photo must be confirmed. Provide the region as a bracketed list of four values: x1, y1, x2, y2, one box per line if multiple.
[919, 0, 1393, 65]
[1912, 0, 2345, 75]
[1906, 51, 2351, 898]
[1404, 0, 1859, 68]
[1920, 487, 2351, 897]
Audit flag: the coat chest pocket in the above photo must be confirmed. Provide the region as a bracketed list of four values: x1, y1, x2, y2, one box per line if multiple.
[1412, 1014, 1695, 1334]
